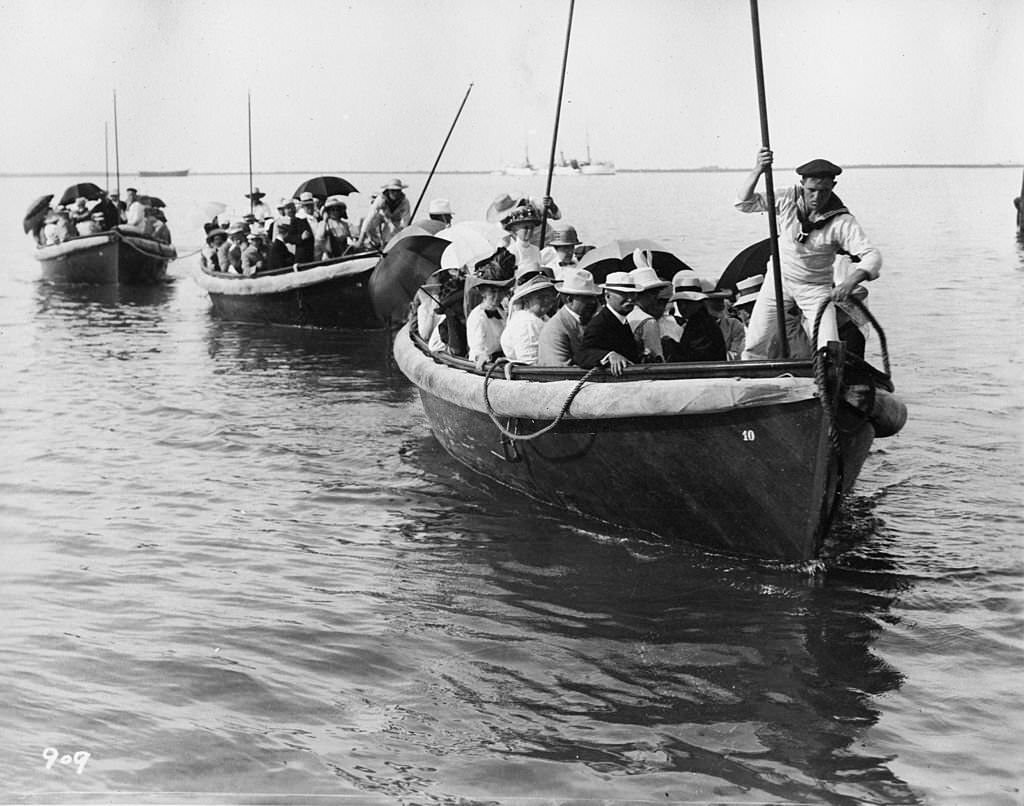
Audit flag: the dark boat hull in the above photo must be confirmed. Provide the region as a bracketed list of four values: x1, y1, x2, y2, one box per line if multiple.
[34, 232, 175, 285]
[395, 327, 884, 563]
[195, 254, 384, 329]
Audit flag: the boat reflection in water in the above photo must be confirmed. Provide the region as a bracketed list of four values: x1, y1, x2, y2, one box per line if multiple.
[388, 441, 915, 801]
[34, 278, 177, 318]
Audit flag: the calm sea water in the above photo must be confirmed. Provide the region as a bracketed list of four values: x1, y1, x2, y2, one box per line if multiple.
[0, 169, 1021, 805]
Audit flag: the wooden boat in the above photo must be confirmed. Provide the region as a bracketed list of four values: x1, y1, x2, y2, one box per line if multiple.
[138, 169, 189, 177]
[193, 251, 386, 329]
[394, 324, 906, 563]
[34, 229, 177, 285]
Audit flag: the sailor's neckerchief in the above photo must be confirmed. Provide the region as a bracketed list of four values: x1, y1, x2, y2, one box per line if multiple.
[793, 184, 849, 243]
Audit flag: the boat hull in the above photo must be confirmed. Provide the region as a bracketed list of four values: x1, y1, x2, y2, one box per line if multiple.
[34, 232, 175, 285]
[395, 327, 878, 563]
[193, 254, 384, 329]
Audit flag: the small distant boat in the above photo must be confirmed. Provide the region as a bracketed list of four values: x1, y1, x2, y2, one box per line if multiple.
[34, 229, 176, 285]
[138, 169, 189, 177]
[1015, 168, 1023, 237]
[501, 142, 538, 176]
[578, 133, 616, 175]
[553, 151, 580, 176]
[193, 251, 386, 329]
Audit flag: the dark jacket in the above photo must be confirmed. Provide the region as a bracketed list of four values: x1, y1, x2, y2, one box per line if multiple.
[575, 306, 641, 368]
[663, 307, 727, 362]
[264, 240, 295, 273]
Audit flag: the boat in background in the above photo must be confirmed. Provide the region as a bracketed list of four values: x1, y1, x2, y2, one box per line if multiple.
[578, 133, 616, 174]
[501, 142, 538, 176]
[35, 229, 176, 285]
[138, 169, 189, 177]
[193, 251, 385, 329]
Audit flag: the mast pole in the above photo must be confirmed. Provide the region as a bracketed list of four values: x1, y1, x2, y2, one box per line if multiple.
[113, 90, 121, 200]
[748, 0, 789, 357]
[409, 82, 474, 221]
[540, 0, 575, 248]
[248, 91, 254, 215]
[104, 122, 110, 193]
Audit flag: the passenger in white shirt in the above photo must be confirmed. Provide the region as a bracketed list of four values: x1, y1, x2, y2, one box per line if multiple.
[500, 277, 557, 365]
[122, 187, 146, 231]
[465, 277, 513, 368]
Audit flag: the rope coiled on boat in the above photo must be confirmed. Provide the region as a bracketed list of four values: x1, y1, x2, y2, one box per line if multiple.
[482, 359, 601, 441]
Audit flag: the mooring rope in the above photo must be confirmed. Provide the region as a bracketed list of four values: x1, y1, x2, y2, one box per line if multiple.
[482, 358, 601, 441]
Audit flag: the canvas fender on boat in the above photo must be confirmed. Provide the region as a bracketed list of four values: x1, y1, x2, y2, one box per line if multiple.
[193, 255, 380, 295]
[843, 383, 907, 438]
[394, 327, 818, 420]
[33, 233, 117, 260]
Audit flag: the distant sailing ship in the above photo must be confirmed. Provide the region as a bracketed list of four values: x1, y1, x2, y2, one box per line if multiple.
[138, 169, 189, 177]
[501, 142, 537, 176]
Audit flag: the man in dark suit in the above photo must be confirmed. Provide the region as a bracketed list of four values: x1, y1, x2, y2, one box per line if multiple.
[574, 271, 641, 375]
[537, 268, 602, 366]
[264, 219, 297, 273]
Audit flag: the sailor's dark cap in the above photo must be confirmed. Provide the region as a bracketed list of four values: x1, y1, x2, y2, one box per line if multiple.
[796, 158, 842, 178]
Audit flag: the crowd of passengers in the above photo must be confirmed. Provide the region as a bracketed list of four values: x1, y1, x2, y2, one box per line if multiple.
[412, 194, 869, 372]
[33, 187, 172, 246]
[200, 177, 425, 275]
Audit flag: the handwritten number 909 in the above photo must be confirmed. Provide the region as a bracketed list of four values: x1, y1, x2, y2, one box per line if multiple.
[42, 747, 90, 774]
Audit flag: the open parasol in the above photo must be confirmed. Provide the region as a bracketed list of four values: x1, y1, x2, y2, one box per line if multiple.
[367, 234, 450, 324]
[577, 238, 692, 284]
[23, 194, 54, 233]
[292, 176, 358, 201]
[58, 182, 106, 206]
[715, 238, 772, 294]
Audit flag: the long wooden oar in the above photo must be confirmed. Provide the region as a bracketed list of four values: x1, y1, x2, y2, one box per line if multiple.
[748, 0, 789, 357]
[409, 82, 474, 221]
[540, 0, 576, 248]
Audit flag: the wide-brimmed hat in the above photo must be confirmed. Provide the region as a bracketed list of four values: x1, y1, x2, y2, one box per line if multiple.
[629, 266, 670, 293]
[485, 193, 517, 223]
[733, 273, 764, 307]
[510, 277, 555, 306]
[206, 228, 228, 242]
[323, 194, 348, 211]
[227, 222, 248, 237]
[245, 187, 266, 200]
[381, 178, 408, 191]
[554, 267, 601, 296]
[547, 224, 580, 247]
[501, 203, 542, 229]
[601, 271, 638, 294]
[514, 264, 555, 286]
[698, 276, 732, 299]
[428, 198, 452, 216]
[670, 269, 707, 301]
[276, 197, 294, 210]
[296, 191, 316, 205]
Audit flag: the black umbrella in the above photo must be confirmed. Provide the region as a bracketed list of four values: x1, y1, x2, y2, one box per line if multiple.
[367, 234, 450, 324]
[138, 195, 166, 208]
[716, 239, 772, 293]
[293, 176, 358, 201]
[576, 238, 693, 284]
[58, 182, 106, 206]
[23, 194, 54, 233]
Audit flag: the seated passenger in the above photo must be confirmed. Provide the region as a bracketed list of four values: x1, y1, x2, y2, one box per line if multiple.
[546, 223, 581, 273]
[705, 293, 746, 360]
[225, 223, 249, 273]
[264, 219, 297, 272]
[662, 274, 727, 363]
[498, 201, 544, 270]
[626, 261, 672, 363]
[356, 178, 411, 248]
[123, 187, 146, 231]
[246, 187, 274, 222]
[500, 277, 557, 365]
[200, 228, 229, 272]
[319, 195, 352, 258]
[76, 210, 107, 236]
[487, 193, 561, 249]
[465, 275, 513, 369]
[730, 274, 763, 326]
[69, 197, 91, 228]
[150, 209, 172, 244]
[574, 271, 642, 376]
[241, 231, 265, 276]
[537, 268, 602, 366]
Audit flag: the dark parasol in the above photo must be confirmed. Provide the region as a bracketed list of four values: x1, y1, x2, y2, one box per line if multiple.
[715, 239, 772, 294]
[57, 182, 106, 206]
[367, 234, 450, 324]
[23, 194, 54, 233]
[576, 238, 693, 284]
[292, 176, 359, 201]
[138, 195, 166, 208]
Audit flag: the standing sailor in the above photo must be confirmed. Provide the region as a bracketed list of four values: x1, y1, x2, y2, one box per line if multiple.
[735, 148, 881, 359]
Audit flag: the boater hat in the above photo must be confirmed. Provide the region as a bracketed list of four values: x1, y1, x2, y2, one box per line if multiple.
[796, 158, 842, 178]
[734, 273, 764, 307]
[554, 267, 601, 296]
[669, 269, 707, 301]
[382, 178, 408, 190]
[629, 266, 670, 292]
[323, 194, 348, 211]
[601, 271, 638, 293]
[297, 191, 316, 205]
[509, 277, 555, 306]
[428, 198, 452, 216]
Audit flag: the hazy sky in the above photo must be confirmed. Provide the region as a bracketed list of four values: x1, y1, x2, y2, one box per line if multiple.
[0, 0, 1020, 174]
